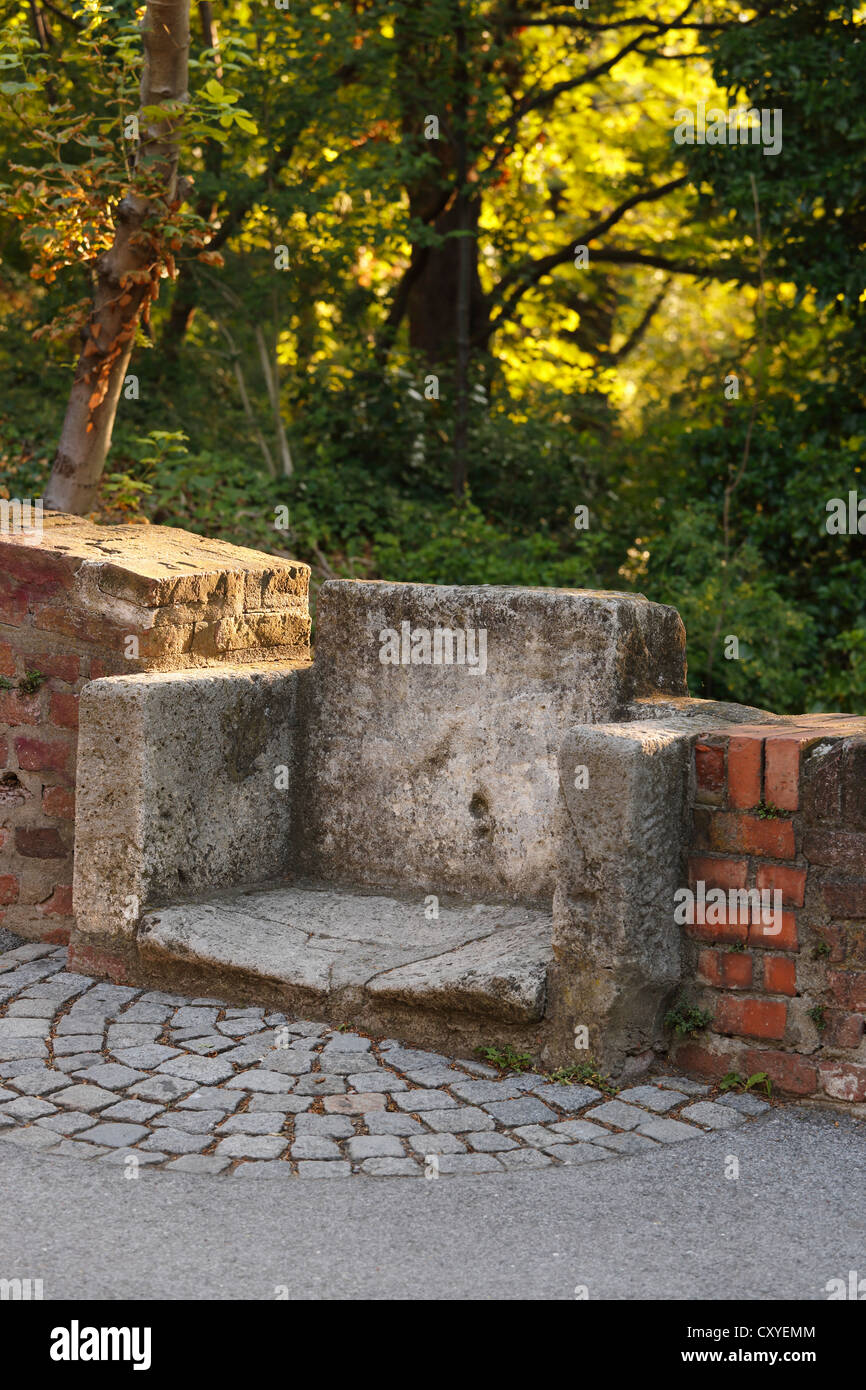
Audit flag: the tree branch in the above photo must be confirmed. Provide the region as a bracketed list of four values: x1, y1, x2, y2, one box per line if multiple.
[588, 248, 757, 283]
[488, 175, 688, 328]
[488, 0, 697, 142]
[501, 0, 766, 29]
[38, 0, 81, 29]
[606, 280, 669, 363]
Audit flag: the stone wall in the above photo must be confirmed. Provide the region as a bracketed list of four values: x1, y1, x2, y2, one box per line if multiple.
[675, 720, 866, 1104]
[0, 515, 310, 943]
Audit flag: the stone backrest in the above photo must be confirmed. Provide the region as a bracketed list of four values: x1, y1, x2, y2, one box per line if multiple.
[298, 581, 687, 903]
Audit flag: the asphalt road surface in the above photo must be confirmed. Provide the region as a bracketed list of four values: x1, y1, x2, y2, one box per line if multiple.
[1, 1104, 862, 1301]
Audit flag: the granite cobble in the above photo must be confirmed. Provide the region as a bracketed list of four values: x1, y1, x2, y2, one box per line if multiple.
[0, 942, 777, 1181]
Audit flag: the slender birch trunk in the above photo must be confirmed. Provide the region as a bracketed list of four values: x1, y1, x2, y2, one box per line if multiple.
[44, 0, 191, 513]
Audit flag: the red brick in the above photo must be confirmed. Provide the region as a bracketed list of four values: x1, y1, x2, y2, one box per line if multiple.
[687, 856, 748, 890]
[821, 882, 866, 919]
[764, 736, 806, 811]
[0, 548, 75, 590]
[804, 828, 866, 876]
[841, 741, 866, 830]
[88, 656, 134, 678]
[49, 691, 79, 729]
[728, 734, 763, 809]
[708, 811, 795, 858]
[696, 947, 720, 984]
[687, 886, 763, 927]
[763, 956, 797, 995]
[748, 909, 797, 952]
[671, 1040, 744, 1079]
[0, 578, 27, 626]
[844, 926, 866, 968]
[698, 948, 753, 989]
[14, 736, 70, 772]
[740, 816, 796, 858]
[14, 827, 67, 859]
[756, 863, 806, 907]
[38, 653, 80, 684]
[11, 583, 61, 617]
[823, 1009, 864, 1049]
[0, 875, 19, 906]
[41, 926, 71, 945]
[685, 916, 749, 946]
[0, 638, 15, 677]
[695, 741, 726, 801]
[742, 1048, 817, 1096]
[827, 969, 866, 1012]
[801, 742, 843, 824]
[67, 940, 129, 983]
[37, 883, 73, 916]
[819, 1062, 866, 1103]
[0, 735, 6, 764]
[34, 604, 131, 651]
[0, 688, 41, 725]
[715, 995, 787, 1040]
[42, 785, 75, 819]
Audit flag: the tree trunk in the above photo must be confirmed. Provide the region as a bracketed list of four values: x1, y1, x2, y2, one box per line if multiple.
[452, 2, 471, 497]
[406, 194, 488, 365]
[394, 2, 489, 369]
[160, 1, 222, 360]
[44, 0, 190, 514]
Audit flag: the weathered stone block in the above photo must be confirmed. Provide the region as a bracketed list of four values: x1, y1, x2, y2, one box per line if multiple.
[300, 581, 686, 902]
[0, 514, 311, 673]
[73, 665, 306, 942]
[547, 720, 693, 1071]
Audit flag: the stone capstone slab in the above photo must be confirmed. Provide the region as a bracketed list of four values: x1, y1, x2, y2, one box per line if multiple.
[0, 513, 310, 672]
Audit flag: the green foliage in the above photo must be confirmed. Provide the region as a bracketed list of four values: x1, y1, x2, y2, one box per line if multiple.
[475, 1044, 533, 1074]
[664, 998, 713, 1038]
[0, 2, 863, 721]
[807, 1005, 827, 1031]
[545, 1062, 619, 1097]
[719, 1071, 772, 1098]
[0, 669, 44, 693]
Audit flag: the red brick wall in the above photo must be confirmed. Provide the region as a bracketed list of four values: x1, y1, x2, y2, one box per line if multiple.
[1, 516, 310, 945]
[675, 722, 866, 1106]
[0, 543, 100, 944]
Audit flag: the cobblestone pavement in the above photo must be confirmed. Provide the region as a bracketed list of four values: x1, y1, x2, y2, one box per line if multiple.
[0, 940, 773, 1179]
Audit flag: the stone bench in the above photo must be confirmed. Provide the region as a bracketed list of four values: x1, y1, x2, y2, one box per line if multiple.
[70, 578, 698, 1068]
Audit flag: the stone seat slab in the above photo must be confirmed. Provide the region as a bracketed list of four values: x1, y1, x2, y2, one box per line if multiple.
[138, 883, 553, 1035]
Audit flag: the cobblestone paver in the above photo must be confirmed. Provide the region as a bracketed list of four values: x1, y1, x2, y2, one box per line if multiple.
[0, 941, 773, 1179]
